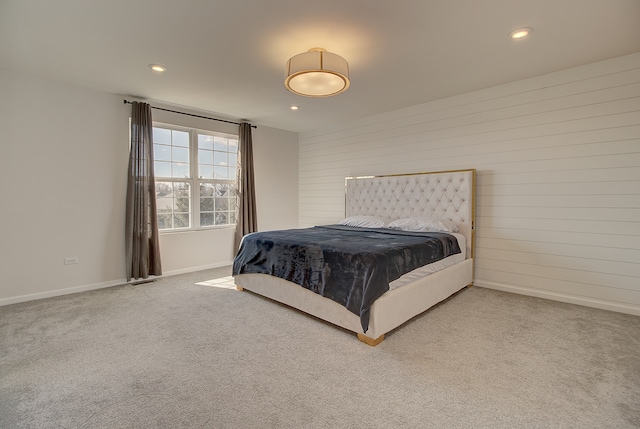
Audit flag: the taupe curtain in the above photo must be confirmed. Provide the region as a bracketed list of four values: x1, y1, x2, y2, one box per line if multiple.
[125, 102, 162, 281]
[234, 122, 257, 250]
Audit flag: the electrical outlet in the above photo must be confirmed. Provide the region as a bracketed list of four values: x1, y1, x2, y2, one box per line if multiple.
[64, 257, 79, 265]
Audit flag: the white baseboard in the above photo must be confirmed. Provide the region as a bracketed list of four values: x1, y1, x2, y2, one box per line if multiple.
[161, 261, 234, 277]
[0, 261, 234, 307]
[473, 279, 640, 317]
[0, 278, 127, 307]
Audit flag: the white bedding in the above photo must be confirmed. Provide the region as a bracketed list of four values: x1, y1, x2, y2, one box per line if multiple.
[389, 233, 466, 290]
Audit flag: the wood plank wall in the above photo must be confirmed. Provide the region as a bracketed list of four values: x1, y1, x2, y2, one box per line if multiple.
[298, 53, 640, 315]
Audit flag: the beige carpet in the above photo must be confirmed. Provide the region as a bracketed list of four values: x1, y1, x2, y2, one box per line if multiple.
[1, 266, 639, 428]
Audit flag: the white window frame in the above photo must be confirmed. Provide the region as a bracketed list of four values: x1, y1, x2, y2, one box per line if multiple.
[153, 121, 238, 233]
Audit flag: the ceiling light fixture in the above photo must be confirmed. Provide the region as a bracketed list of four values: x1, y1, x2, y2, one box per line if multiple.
[149, 64, 167, 72]
[510, 27, 532, 39]
[290, 105, 299, 110]
[284, 48, 350, 98]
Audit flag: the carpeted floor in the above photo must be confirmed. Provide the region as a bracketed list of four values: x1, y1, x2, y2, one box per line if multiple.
[1, 267, 639, 428]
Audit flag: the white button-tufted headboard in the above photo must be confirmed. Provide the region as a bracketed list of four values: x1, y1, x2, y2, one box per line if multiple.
[345, 169, 476, 257]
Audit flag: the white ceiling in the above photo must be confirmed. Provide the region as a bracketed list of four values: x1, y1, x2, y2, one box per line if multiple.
[1, 0, 639, 133]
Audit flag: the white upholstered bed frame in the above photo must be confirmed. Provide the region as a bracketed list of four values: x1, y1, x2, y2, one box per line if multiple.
[234, 169, 476, 346]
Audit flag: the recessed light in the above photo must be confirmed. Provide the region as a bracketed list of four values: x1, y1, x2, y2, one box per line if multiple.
[510, 27, 532, 39]
[149, 64, 167, 72]
[290, 105, 299, 110]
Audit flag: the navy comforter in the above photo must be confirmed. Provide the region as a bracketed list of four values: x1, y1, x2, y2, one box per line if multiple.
[232, 225, 461, 332]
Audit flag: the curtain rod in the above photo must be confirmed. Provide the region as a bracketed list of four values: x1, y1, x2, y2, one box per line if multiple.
[123, 100, 256, 128]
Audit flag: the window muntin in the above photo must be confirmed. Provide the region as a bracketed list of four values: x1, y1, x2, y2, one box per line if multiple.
[156, 181, 191, 229]
[199, 182, 236, 227]
[153, 124, 238, 231]
[197, 134, 238, 227]
[153, 128, 190, 179]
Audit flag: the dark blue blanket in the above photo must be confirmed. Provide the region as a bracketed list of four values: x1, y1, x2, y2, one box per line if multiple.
[232, 225, 461, 332]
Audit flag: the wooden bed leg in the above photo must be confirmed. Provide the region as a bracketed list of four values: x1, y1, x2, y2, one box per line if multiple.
[235, 285, 244, 291]
[357, 333, 385, 346]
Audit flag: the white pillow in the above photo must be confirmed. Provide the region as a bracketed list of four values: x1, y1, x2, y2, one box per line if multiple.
[387, 217, 458, 233]
[339, 215, 386, 228]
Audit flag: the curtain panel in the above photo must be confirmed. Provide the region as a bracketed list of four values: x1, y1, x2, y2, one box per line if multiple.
[125, 102, 162, 281]
[234, 122, 258, 250]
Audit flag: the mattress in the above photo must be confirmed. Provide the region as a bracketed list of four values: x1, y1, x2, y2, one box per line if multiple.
[233, 225, 462, 332]
[389, 233, 466, 290]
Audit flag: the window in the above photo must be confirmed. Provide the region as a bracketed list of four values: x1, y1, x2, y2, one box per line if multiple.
[153, 124, 238, 231]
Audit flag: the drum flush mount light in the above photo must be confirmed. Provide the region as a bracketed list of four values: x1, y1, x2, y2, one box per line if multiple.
[284, 48, 350, 97]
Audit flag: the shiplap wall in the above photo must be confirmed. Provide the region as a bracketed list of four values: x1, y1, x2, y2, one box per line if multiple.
[298, 53, 640, 316]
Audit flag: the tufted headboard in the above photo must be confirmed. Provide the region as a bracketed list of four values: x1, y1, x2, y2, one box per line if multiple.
[345, 169, 476, 258]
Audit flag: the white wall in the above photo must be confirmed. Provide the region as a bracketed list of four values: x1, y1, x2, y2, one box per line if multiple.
[299, 53, 640, 316]
[0, 69, 298, 304]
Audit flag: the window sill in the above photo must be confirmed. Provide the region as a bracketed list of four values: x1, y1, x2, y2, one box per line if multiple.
[159, 225, 236, 235]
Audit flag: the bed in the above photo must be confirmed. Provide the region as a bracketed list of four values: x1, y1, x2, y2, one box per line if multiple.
[233, 169, 476, 346]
